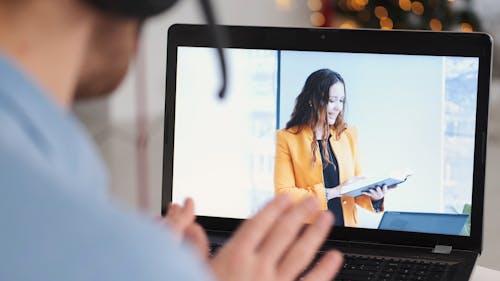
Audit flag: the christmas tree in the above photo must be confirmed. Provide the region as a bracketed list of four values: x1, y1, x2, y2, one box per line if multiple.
[307, 0, 481, 32]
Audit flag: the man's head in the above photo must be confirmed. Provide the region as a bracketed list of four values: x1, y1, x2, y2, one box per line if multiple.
[0, 0, 177, 103]
[74, 12, 140, 100]
[75, 0, 177, 100]
[0, 0, 226, 105]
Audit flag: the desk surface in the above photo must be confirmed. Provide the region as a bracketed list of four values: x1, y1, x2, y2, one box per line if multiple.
[471, 265, 500, 280]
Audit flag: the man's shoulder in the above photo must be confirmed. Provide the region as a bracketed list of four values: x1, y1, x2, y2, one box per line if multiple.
[0, 109, 51, 183]
[0, 155, 211, 281]
[1, 96, 109, 196]
[0, 115, 211, 281]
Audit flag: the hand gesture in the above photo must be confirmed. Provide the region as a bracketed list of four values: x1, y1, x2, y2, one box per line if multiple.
[163, 198, 210, 260]
[210, 195, 344, 281]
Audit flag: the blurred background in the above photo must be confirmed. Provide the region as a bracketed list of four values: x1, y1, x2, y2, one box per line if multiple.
[73, 0, 500, 270]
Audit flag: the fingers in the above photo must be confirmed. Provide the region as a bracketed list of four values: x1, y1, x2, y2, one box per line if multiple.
[166, 198, 195, 235]
[211, 196, 340, 281]
[363, 189, 378, 199]
[362, 186, 386, 200]
[165, 199, 210, 260]
[375, 186, 387, 199]
[228, 194, 292, 251]
[325, 187, 340, 200]
[167, 203, 181, 217]
[185, 223, 210, 260]
[336, 185, 342, 193]
[302, 250, 344, 281]
[278, 211, 334, 280]
[257, 197, 319, 262]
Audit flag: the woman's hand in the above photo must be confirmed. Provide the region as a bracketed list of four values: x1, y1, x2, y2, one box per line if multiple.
[326, 176, 366, 200]
[325, 186, 342, 200]
[362, 185, 388, 201]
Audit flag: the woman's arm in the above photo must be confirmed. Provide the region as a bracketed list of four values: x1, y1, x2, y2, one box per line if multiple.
[274, 131, 327, 208]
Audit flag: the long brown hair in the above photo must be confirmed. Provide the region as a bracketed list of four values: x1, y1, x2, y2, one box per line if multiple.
[285, 69, 347, 166]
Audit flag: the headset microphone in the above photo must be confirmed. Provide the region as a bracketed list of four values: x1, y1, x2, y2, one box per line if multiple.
[199, 0, 227, 99]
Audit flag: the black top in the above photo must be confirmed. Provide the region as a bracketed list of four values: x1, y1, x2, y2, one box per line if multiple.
[317, 138, 344, 227]
[318, 137, 384, 227]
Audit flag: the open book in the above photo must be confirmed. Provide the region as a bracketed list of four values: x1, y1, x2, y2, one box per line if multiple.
[340, 173, 412, 198]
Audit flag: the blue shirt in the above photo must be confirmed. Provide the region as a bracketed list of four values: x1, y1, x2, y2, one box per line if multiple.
[0, 53, 213, 281]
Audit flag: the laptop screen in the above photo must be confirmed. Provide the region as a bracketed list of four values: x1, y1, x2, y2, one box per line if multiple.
[170, 45, 479, 237]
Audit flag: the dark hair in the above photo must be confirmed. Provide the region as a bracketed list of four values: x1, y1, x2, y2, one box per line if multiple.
[286, 68, 347, 166]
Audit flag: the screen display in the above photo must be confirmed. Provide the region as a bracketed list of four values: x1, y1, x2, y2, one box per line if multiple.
[172, 46, 479, 236]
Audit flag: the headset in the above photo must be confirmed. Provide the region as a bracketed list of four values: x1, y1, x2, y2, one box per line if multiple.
[84, 0, 227, 98]
[84, 0, 177, 19]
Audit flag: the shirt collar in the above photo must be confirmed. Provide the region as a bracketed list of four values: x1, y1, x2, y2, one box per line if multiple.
[0, 52, 71, 126]
[0, 51, 109, 198]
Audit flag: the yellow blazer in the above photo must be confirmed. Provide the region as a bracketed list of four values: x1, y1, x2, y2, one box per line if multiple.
[274, 125, 381, 227]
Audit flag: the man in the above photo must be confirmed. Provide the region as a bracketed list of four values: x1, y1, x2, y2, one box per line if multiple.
[0, 1, 343, 280]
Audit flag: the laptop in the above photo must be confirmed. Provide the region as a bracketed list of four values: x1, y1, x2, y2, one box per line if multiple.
[378, 212, 469, 236]
[162, 24, 492, 281]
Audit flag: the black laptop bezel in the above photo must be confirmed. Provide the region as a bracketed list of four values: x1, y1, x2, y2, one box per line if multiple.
[162, 24, 491, 253]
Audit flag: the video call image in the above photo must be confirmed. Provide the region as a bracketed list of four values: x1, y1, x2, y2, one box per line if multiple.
[172, 46, 479, 236]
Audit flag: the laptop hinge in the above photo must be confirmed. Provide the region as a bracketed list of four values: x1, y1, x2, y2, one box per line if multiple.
[432, 245, 452, 254]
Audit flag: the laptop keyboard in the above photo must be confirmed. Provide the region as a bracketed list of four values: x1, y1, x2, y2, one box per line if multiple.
[333, 254, 449, 281]
[210, 244, 449, 281]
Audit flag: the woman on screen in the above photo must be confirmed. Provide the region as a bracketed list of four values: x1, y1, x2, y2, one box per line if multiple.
[274, 68, 387, 227]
